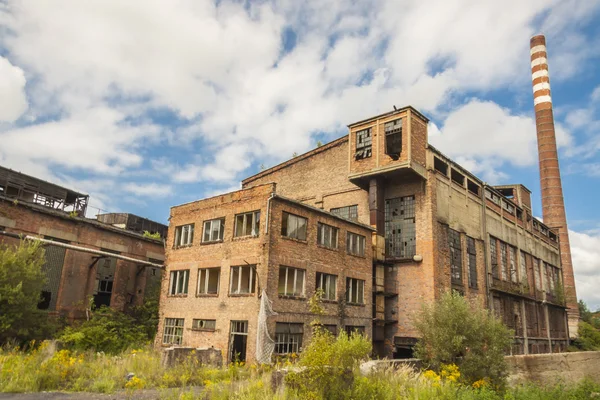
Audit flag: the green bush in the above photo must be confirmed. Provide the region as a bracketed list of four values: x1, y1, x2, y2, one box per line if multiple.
[58, 306, 148, 354]
[142, 231, 161, 240]
[572, 321, 600, 351]
[0, 240, 56, 344]
[413, 291, 513, 390]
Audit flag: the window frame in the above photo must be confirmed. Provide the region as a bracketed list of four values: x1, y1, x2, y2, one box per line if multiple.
[275, 322, 304, 355]
[346, 277, 365, 305]
[384, 195, 416, 259]
[174, 224, 194, 248]
[202, 218, 225, 243]
[163, 318, 184, 345]
[355, 128, 372, 159]
[384, 118, 402, 159]
[344, 325, 365, 336]
[191, 319, 216, 332]
[346, 232, 366, 257]
[467, 236, 477, 289]
[316, 272, 337, 301]
[330, 205, 358, 222]
[281, 212, 308, 241]
[278, 266, 306, 297]
[169, 269, 190, 296]
[316, 222, 339, 249]
[448, 228, 462, 285]
[197, 267, 221, 296]
[229, 265, 256, 295]
[234, 211, 261, 238]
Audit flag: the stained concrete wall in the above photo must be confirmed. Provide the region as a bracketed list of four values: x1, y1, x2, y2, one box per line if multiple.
[506, 351, 600, 386]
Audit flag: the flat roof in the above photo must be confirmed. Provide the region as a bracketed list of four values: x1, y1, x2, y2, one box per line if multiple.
[347, 105, 430, 128]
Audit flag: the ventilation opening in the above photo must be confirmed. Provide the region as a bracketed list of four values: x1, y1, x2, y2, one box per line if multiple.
[467, 179, 480, 195]
[451, 169, 465, 186]
[434, 157, 448, 176]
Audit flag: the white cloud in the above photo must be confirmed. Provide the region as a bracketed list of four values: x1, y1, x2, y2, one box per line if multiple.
[122, 183, 173, 197]
[0, 56, 28, 122]
[570, 229, 600, 311]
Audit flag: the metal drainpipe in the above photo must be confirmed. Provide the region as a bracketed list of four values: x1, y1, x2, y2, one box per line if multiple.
[480, 185, 493, 311]
[265, 192, 276, 234]
[0, 230, 163, 268]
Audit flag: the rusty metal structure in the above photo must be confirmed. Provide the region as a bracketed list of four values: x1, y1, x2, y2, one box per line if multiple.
[96, 213, 168, 238]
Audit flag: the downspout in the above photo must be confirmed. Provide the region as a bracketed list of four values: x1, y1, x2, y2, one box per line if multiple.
[480, 185, 492, 311]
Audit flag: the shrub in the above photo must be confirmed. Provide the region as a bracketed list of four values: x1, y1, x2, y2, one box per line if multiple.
[413, 291, 513, 390]
[142, 231, 161, 240]
[0, 240, 55, 344]
[572, 321, 600, 351]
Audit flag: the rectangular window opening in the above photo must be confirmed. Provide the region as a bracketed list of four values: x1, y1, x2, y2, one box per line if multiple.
[234, 211, 260, 238]
[278, 266, 306, 297]
[467, 237, 477, 289]
[346, 278, 365, 304]
[316, 272, 337, 301]
[197, 268, 220, 295]
[169, 270, 190, 295]
[384, 119, 402, 159]
[174, 224, 195, 248]
[451, 169, 465, 187]
[384, 196, 416, 259]
[281, 212, 308, 241]
[433, 157, 448, 176]
[192, 319, 216, 331]
[317, 222, 339, 249]
[467, 179, 480, 196]
[330, 205, 358, 222]
[346, 232, 366, 257]
[230, 265, 256, 295]
[275, 323, 304, 354]
[449, 229, 462, 285]
[163, 318, 184, 345]
[202, 218, 225, 243]
[355, 128, 372, 159]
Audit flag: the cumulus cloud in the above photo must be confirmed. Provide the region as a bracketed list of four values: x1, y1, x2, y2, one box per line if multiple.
[122, 183, 173, 197]
[570, 230, 600, 310]
[0, 56, 28, 122]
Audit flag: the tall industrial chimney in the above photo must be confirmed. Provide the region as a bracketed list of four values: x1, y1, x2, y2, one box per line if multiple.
[530, 35, 579, 336]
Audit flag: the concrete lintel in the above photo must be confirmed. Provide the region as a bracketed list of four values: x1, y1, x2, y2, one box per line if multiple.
[38, 226, 78, 242]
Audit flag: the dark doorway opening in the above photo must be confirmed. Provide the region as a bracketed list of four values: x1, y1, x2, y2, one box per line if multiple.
[229, 320, 248, 363]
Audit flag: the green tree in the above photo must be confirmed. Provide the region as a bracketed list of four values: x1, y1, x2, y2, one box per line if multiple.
[579, 300, 593, 324]
[0, 240, 52, 344]
[413, 291, 513, 390]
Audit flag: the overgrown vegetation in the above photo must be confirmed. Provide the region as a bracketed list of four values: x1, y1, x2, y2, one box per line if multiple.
[143, 230, 161, 240]
[571, 300, 600, 351]
[413, 291, 513, 390]
[0, 241, 57, 344]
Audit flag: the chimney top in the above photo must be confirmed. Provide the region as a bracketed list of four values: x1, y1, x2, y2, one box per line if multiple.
[530, 34, 546, 47]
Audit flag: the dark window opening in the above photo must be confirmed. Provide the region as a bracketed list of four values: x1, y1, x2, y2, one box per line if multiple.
[384, 119, 402, 160]
[385, 196, 416, 259]
[449, 229, 462, 285]
[355, 128, 372, 159]
[281, 212, 307, 241]
[94, 250, 118, 308]
[497, 188, 514, 198]
[275, 323, 303, 354]
[490, 238, 499, 279]
[433, 157, 448, 176]
[450, 169, 465, 186]
[230, 320, 248, 362]
[467, 179, 480, 195]
[467, 237, 477, 288]
[516, 209, 523, 220]
[344, 325, 365, 336]
[38, 291, 52, 310]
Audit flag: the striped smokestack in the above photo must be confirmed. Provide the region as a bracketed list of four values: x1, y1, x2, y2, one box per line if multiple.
[530, 34, 579, 336]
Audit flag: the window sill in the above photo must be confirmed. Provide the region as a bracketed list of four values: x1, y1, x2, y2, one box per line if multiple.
[200, 240, 224, 246]
[317, 244, 339, 252]
[282, 236, 308, 244]
[384, 257, 415, 264]
[173, 244, 193, 250]
[321, 299, 338, 304]
[167, 294, 188, 298]
[161, 343, 182, 347]
[196, 293, 219, 298]
[278, 294, 306, 300]
[346, 302, 366, 307]
[191, 328, 216, 333]
[348, 252, 367, 259]
[232, 235, 259, 241]
[229, 293, 256, 297]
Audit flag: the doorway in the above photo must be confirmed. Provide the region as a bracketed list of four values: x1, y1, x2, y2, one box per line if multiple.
[229, 320, 248, 363]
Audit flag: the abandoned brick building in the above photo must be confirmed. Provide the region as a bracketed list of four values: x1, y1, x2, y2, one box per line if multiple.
[158, 35, 576, 361]
[0, 165, 166, 319]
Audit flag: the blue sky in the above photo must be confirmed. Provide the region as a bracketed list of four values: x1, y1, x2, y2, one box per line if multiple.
[1, 0, 600, 309]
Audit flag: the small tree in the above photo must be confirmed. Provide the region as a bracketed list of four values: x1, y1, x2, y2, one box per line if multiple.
[413, 291, 513, 390]
[0, 240, 51, 344]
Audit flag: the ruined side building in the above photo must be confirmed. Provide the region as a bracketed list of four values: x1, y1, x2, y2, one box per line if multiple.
[157, 35, 576, 361]
[0, 166, 166, 319]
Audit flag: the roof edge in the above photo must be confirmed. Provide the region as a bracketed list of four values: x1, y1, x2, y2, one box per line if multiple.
[347, 105, 430, 128]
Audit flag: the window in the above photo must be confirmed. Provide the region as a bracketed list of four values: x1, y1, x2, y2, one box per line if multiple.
[275, 323, 303, 354]
[169, 270, 189, 295]
[355, 128, 372, 159]
[346, 278, 365, 304]
[448, 229, 462, 284]
[542, 263, 550, 292]
[519, 251, 528, 285]
[503, 201, 515, 215]
[500, 242, 508, 281]
[278, 266, 306, 297]
[316, 272, 337, 301]
[385, 196, 416, 258]
[281, 212, 307, 241]
[202, 218, 225, 243]
[174, 224, 194, 248]
[509, 246, 518, 283]
[317, 223, 338, 249]
[324, 324, 338, 336]
[346, 232, 366, 257]
[533, 258, 542, 291]
[192, 319, 216, 331]
[197, 268, 220, 295]
[490, 238, 499, 279]
[451, 169, 465, 186]
[345, 325, 365, 336]
[163, 318, 184, 345]
[467, 180, 480, 196]
[330, 205, 358, 222]
[230, 265, 256, 294]
[467, 237, 477, 289]
[485, 189, 501, 205]
[234, 211, 260, 237]
[434, 157, 448, 175]
[384, 119, 402, 159]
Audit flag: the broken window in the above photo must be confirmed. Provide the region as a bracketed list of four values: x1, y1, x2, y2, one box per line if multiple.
[163, 318, 184, 345]
[384, 196, 416, 259]
[448, 229, 462, 285]
[317, 222, 338, 249]
[516, 209, 523, 220]
[192, 319, 216, 331]
[230, 265, 256, 294]
[533, 258, 542, 291]
[281, 212, 307, 241]
[330, 205, 358, 222]
[234, 211, 260, 238]
[485, 189, 501, 205]
[467, 180, 480, 196]
[278, 266, 306, 297]
[346, 232, 366, 257]
[197, 268, 220, 295]
[275, 323, 304, 354]
[174, 224, 194, 248]
[467, 236, 477, 289]
[500, 242, 508, 281]
[346, 278, 365, 304]
[94, 249, 119, 308]
[38, 238, 68, 311]
[202, 218, 225, 243]
[316, 272, 337, 301]
[490, 238, 499, 279]
[355, 128, 372, 159]
[384, 119, 402, 159]
[498, 188, 514, 198]
[434, 157, 448, 176]
[345, 325, 365, 336]
[169, 269, 189, 295]
[509, 246, 518, 283]
[519, 251, 528, 285]
[502, 201, 515, 215]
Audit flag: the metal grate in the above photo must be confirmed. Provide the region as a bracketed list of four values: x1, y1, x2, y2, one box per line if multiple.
[384, 196, 416, 258]
[40, 245, 67, 310]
